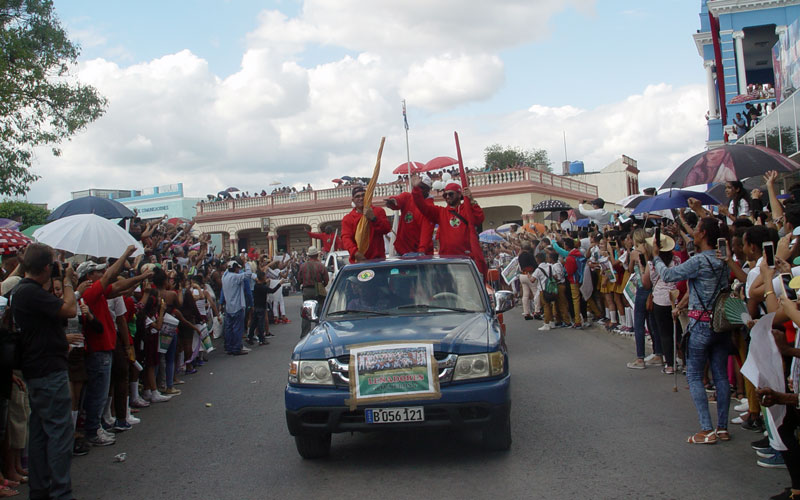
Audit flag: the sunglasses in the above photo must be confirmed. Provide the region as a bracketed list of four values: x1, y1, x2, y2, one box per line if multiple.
[443, 191, 458, 198]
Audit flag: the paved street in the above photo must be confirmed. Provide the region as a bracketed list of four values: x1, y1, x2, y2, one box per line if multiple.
[64, 295, 784, 499]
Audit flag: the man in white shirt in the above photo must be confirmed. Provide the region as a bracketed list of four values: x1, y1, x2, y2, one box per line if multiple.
[578, 198, 611, 228]
[558, 211, 574, 233]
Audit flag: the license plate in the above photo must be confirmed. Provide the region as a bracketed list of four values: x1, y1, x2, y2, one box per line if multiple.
[365, 406, 424, 424]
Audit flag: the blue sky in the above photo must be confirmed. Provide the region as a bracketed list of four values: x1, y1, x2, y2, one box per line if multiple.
[34, 1, 710, 206]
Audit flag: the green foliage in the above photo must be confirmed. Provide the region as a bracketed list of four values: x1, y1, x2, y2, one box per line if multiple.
[0, 0, 107, 195]
[484, 144, 552, 172]
[0, 199, 49, 229]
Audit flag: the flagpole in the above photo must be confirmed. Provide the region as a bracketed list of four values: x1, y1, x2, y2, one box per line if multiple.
[403, 99, 412, 191]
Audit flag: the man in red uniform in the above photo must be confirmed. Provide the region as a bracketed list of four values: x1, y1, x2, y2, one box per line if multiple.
[385, 176, 435, 255]
[306, 226, 342, 253]
[411, 175, 486, 273]
[341, 186, 391, 263]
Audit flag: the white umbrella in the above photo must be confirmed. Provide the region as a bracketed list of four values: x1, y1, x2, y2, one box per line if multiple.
[616, 194, 652, 209]
[496, 223, 518, 233]
[33, 214, 144, 258]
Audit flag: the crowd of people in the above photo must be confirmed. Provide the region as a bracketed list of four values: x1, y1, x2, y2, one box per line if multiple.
[472, 174, 800, 500]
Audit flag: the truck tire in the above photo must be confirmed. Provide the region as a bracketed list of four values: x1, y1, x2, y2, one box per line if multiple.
[482, 409, 511, 451]
[294, 433, 332, 459]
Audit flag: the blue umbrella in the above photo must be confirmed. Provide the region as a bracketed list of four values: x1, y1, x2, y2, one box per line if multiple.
[47, 196, 136, 222]
[632, 190, 720, 215]
[574, 218, 591, 227]
[479, 229, 505, 243]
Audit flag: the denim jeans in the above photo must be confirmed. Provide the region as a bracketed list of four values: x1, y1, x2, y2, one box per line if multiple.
[633, 287, 662, 359]
[164, 334, 177, 389]
[686, 319, 730, 431]
[224, 309, 245, 353]
[248, 307, 267, 342]
[26, 370, 73, 500]
[84, 350, 112, 434]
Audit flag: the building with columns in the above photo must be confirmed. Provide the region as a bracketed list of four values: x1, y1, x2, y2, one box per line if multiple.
[194, 168, 600, 258]
[695, 0, 800, 147]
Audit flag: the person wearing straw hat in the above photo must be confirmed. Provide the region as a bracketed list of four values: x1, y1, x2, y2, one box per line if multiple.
[341, 186, 391, 264]
[298, 246, 328, 338]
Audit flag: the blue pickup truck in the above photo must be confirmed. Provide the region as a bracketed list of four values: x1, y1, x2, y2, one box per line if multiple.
[285, 256, 514, 458]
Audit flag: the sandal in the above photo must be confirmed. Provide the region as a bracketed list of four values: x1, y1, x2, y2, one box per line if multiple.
[0, 485, 18, 497]
[661, 366, 674, 375]
[715, 429, 731, 441]
[687, 430, 718, 444]
[1, 480, 19, 489]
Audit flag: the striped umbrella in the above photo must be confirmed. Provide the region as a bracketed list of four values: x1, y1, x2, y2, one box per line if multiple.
[0, 228, 31, 255]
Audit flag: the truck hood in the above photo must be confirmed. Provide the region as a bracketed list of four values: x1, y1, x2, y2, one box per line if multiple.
[295, 313, 498, 359]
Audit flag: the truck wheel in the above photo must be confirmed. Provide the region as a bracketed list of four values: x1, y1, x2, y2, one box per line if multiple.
[482, 410, 511, 451]
[294, 433, 332, 459]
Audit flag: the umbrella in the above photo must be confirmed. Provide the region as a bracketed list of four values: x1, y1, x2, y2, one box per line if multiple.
[269, 181, 281, 186]
[617, 194, 652, 209]
[224, 187, 240, 192]
[575, 218, 591, 227]
[479, 229, 505, 243]
[331, 178, 343, 184]
[0, 219, 21, 230]
[47, 196, 135, 222]
[521, 222, 546, 234]
[632, 190, 721, 215]
[33, 214, 144, 258]
[496, 223, 518, 233]
[21, 225, 43, 237]
[532, 199, 572, 212]
[392, 162, 425, 175]
[340, 176, 353, 181]
[660, 144, 800, 190]
[0, 229, 30, 255]
[167, 217, 190, 226]
[421, 156, 458, 172]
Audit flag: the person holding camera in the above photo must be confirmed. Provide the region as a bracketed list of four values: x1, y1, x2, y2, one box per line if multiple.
[11, 243, 77, 500]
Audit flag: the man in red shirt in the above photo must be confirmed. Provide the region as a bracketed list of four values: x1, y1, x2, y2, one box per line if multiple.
[385, 176, 435, 255]
[306, 227, 342, 253]
[341, 186, 391, 263]
[411, 175, 486, 275]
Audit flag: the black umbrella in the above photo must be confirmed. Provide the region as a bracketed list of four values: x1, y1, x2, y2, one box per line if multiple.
[47, 196, 135, 222]
[661, 144, 800, 190]
[532, 199, 572, 212]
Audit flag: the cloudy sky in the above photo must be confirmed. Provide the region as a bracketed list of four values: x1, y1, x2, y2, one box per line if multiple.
[31, 0, 708, 207]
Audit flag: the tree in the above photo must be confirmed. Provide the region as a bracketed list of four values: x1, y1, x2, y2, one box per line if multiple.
[0, 0, 107, 195]
[484, 144, 552, 172]
[0, 199, 49, 229]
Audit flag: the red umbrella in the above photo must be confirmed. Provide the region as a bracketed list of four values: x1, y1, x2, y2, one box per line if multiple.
[392, 162, 425, 175]
[167, 217, 190, 226]
[331, 178, 343, 183]
[0, 228, 30, 255]
[421, 156, 458, 172]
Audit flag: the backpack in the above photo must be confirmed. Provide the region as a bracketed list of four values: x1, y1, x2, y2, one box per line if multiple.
[543, 265, 559, 302]
[570, 255, 587, 284]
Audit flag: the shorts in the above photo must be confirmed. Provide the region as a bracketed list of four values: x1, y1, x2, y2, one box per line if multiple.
[67, 347, 88, 383]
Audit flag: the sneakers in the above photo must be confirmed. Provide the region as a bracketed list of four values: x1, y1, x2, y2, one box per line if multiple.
[734, 401, 749, 412]
[88, 428, 116, 447]
[757, 446, 780, 459]
[163, 387, 181, 396]
[758, 452, 787, 469]
[127, 414, 141, 425]
[523, 314, 533, 321]
[113, 420, 132, 432]
[148, 391, 171, 403]
[101, 418, 114, 431]
[752, 436, 771, 452]
[73, 437, 90, 456]
[245, 338, 255, 345]
[265, 333, 275, 338]
[731, 415, 745, 425]
[537, 324, 551, 331]
[131, 398, 150, 409]
[241, 346, 252, 352]
[742, 416, 765, 432]
[258, 340, 269, 346]
[532, 313, 543, 320]
[645, 356, 664, 367]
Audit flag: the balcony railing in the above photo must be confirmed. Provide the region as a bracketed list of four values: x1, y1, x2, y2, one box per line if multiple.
[736, 91, 799, 157]
[196, 167, 598, 215]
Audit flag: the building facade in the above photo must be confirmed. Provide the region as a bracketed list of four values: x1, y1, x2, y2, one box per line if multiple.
[696, 0, 800, 147]
[563, 155, 640, 204]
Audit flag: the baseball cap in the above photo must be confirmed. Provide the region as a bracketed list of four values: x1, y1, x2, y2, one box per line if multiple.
[227, 260, 241, 270]
[77, 261, 107, 279]
[420, 176, 433, 188]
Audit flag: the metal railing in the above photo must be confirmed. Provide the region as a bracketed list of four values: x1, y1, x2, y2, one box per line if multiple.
[736, 90, 799, 158]
[196, 167, 598, 215]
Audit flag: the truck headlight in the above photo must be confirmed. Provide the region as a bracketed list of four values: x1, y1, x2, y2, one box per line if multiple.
[452, 352, 504, 381]
[294, 360, 333, 385]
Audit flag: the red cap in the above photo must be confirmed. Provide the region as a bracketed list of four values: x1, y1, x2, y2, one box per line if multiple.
[444, 182, 462, 193]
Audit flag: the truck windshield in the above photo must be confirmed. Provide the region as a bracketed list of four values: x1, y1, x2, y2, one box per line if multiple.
[325, 262, 484, 315]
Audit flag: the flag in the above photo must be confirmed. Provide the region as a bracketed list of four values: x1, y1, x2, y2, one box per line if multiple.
[402, 100, 409, 131]
[356, 137, 385, 253]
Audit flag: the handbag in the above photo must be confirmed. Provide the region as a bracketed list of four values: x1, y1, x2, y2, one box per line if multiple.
[315, 282, 327, 297]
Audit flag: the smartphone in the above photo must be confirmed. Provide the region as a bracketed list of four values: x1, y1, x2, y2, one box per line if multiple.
[639, 253, 646, 267]
[764, 241, 776, 268]
[51, 261, 62, 278]
[782, 273, 798, 301]
[717, 238, 728, 260]
[654, 227, 661, 246]
[686, 240, 696, 256]
[166, 261, 173, 271]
